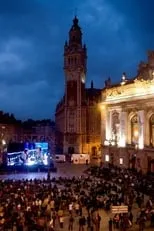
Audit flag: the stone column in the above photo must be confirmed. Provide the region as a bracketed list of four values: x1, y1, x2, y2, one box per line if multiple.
[105, 110, 112, 143]
[101, 106, 106, 145]
[119, 111, 127, 147]
[138, 110, 144, 149]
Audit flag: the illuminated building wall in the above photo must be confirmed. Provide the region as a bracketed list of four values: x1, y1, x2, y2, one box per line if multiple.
[101, 53, 154, 173]
[55, 18, 154, 171]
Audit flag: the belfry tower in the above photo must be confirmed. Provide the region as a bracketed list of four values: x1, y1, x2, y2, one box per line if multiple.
[63, 16, 87, 154]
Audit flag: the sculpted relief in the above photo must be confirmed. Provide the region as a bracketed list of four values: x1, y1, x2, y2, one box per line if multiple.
[104, 78, 154, 101]
[106, 88, 122, 97]
[105, 84, 134, 99]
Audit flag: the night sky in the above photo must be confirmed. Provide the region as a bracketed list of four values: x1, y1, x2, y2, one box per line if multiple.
[0, 0, 154, 120]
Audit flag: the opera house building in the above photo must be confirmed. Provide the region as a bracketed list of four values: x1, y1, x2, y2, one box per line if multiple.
[101, 51, 154, 173]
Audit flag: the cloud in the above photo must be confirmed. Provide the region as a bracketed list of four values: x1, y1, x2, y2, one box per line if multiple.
[80, 0, 124, 31]
[0, 0, 153, 119]
[78, 0, 141, 83]
[0, 79, 57, 119]
[0, 38, 31, 73]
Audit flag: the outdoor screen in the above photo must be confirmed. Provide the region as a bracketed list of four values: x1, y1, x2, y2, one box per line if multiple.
[7, 142, 49, 166]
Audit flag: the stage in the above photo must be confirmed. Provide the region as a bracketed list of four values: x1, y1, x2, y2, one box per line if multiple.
[1, 141, 58, 173]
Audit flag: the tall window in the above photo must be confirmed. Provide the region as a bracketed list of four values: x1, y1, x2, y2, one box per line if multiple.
[112, 111, 119, 142]
[150, 114, 154, 146]
[131, 115, 139, 144]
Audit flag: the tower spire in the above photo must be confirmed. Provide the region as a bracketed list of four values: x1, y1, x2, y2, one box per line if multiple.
[68, 14, 82, 46]
[74, 7, 78, 17]
[64, 17, 87, 72]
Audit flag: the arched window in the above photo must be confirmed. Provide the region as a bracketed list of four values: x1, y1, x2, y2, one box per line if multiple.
[131, 115, 139, 144]
[149, 114, 154, 146]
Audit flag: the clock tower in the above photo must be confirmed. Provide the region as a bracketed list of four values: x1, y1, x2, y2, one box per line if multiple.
[63, 16, 87, 154]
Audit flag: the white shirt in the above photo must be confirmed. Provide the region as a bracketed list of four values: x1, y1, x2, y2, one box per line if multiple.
[69, 203, 73, 211]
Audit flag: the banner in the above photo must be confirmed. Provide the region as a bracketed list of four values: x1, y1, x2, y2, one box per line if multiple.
[111, 205, 128, 214]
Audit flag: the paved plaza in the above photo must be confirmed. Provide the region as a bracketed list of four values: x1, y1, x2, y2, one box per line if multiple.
[0, 163, 153, 231]
[0, 163, 88, 180]
[52, 208, 153, 231]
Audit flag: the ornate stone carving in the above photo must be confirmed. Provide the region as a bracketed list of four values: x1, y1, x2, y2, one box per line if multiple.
[104, 78, 154, 102]
[107, 88, 122, 97]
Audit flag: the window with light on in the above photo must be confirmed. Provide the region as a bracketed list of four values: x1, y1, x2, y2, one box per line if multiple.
[105, 154, 109, 162]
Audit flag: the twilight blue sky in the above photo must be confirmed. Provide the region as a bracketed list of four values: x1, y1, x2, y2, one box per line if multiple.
[0, 0, 154, 120]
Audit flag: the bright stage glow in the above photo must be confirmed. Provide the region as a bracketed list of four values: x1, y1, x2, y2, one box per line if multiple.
[7, 142, 49, 167]
[43, 155, 48, 166]
[25, 160, 36, 166]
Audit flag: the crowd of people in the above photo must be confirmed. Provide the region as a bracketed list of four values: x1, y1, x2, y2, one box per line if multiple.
[0, 164, 153, 231]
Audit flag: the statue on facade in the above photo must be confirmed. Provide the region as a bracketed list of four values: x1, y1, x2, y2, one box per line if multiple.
[104, 77, 111, 88]
[111, 111, 120, 142]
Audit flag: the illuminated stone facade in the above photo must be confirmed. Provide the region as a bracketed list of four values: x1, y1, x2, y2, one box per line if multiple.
[21, 120, 55, 154]
[101, 52, 154, 173]
[55, 18, 154, 171]
[55, 17, 101, 156]
[0, 115, 55, 157]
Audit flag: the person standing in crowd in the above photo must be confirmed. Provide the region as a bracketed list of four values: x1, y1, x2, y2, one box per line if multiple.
[113, 214, 119, 229]
[138, 216, 146, 231]
[52, 211, 56, 228]
[87, 213, 91, 230]
[151, 211, 154, 227]
[79, 203, 83, 216]
[129, 211, 133, 225]
[108, 218, 113, 231]
[75, 201, 80, 215]
[69, 202, 73, 214]
[95, 212, 101, 231]
[59, 215, 64, 229]
[48, 217, 54, 231]
[0, 164, 153, 231]
[68, 214, 74, 231]
[79, 216, 86, 231]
